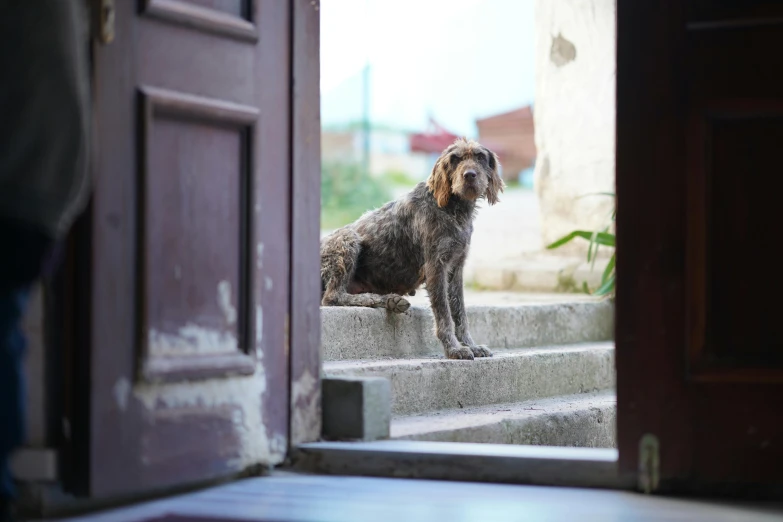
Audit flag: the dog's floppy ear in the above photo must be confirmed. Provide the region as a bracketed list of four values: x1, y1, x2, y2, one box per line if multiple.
[426, 154, 452, 207]
[484, 149, 505, 206]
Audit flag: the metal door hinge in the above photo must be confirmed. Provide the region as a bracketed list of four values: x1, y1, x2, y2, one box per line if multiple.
[97, 0, 115, 44]
[638, 433, 660, 494]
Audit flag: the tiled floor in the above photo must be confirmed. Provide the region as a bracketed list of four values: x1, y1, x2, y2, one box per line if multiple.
[50, 472, 783, 522]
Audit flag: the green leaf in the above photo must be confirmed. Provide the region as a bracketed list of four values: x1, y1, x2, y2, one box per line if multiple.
[593, 273, 616, 296]
[576, 192, 616, 200]
[546, 231, 582, 249]
[587, 230, 597, 262]
[589, 226, 612, 268]
[582, 281, 591, 295]
[546, 230, 615, 250]
[590, 231, 615, 247]
[601, 253, 616, 285]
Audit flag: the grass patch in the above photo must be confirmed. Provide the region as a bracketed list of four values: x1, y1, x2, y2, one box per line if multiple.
[321, 161, 392, 230]
[380, 169, 419, 188]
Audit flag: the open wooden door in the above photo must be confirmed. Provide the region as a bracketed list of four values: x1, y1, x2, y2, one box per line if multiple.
[62, 0, 302, 498]
[616, 1, 783, 496]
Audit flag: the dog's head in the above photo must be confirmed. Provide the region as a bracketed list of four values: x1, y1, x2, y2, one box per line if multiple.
[426, 138, 505, 208]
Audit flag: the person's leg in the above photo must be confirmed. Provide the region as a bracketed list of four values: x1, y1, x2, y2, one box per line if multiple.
[0, 2, 90, 518]
[0, 287, 30, 518]
[0, 220, 55, 522]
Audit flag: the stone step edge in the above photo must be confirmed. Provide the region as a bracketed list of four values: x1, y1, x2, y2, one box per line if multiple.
[391, 390, 616, 445]
[324, 343, 615, 416]
[323, 342, 615, 372]
[322, 301, 614, 361]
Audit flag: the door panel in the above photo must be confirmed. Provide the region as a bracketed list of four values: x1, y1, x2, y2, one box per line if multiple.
[141, 0, 257, 40]
[617, 0, 783, 495]
[139, 87, 257, 381]
[80, 0, 291, 498]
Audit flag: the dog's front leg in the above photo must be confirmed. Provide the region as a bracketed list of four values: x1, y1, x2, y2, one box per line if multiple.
[425, 263, 474, 360]
[448, 265, 492, 358]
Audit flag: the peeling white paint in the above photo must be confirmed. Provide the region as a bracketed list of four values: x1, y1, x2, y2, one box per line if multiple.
[217, 280, 238, 325]
[291, 369, 321, 445]
[270, 432, 287, 461]
[264, 276, 273, 291]
[256, 306, 264, 345]
[148, 324, 237, 356]
[256, 243, 264, 269]
[133, 361, 279, 469]
[113, 378, 131, 412]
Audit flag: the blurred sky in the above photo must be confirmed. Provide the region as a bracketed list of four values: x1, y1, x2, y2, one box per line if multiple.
[320, 0, 536, 137]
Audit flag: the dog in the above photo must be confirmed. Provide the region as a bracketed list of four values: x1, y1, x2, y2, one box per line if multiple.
[320, 138, 504, 360]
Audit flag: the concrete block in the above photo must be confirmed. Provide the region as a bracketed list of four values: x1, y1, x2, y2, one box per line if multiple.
[10, 448, 58, 481]
[322, 376, 391, 441]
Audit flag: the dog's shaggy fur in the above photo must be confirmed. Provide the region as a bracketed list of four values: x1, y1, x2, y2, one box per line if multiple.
[320, 138, 505, 360]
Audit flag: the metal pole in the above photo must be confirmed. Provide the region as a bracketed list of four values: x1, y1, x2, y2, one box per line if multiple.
[362, 63, 370, 177]
[362, 0, 371, 176]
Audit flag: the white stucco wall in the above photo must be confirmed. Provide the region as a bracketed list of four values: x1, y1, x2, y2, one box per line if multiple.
[533, 0, 616, 255]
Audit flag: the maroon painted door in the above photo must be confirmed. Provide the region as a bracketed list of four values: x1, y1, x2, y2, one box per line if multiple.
[74, 0, 294, 498]
[616, 1, 783, 495]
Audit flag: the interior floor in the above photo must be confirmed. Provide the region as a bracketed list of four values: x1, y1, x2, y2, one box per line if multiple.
[48, 472, 783, 522]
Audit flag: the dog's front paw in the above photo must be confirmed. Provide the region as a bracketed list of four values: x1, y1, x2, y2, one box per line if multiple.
[470, 344, 493, 358]
[446, 344, 475, 360]
[386, 295, 410, 313]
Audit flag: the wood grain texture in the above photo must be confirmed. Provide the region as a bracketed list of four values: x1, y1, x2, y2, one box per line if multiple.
[141, 0, 257, 41]
[138, 87, 257, 383]
[617, 0, 783, 497]
[82, 0, 292, 498]
[616, 0, 691, 491]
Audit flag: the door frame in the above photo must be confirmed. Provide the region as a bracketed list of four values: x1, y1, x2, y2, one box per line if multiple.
[293, 0, 783, 502]
[288, 0, 323, 450]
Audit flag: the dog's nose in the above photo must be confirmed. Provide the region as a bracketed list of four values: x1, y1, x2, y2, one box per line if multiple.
[464, 170, 477, 181]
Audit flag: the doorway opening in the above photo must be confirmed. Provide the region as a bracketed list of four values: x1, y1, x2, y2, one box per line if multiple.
[318, 0, 617, 450]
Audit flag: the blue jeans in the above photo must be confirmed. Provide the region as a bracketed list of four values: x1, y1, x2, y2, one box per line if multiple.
[0, 287, 29, 501]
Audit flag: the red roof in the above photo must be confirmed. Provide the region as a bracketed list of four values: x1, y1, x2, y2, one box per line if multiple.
[475, 106, 533, 126]
[409, 118, 460, 154]
[475, 105, 536, 164]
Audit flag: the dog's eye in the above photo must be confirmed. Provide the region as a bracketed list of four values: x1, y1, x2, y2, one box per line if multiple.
[476, 153, 486, 163]
[450, 155, 461, 165]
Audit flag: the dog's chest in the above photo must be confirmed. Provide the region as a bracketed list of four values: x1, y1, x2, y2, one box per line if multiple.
[445, 226, 472, 264]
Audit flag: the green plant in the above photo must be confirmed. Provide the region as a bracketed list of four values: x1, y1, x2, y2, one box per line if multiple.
[321, 161, 392, 230]
[380, 169, 418, 187]
[546, 192, 616, 297]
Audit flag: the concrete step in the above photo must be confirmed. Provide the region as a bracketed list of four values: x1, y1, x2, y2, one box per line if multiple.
[323, 342, 615, 416]
[321, 300, 613, 361]
[391, 390, 616, 448]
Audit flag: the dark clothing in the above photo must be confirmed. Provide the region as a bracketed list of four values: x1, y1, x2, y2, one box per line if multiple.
[0, 0, 91, 506]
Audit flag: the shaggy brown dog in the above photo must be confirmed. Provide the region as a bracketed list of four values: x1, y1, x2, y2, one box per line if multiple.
[320, 138, 504, 360]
